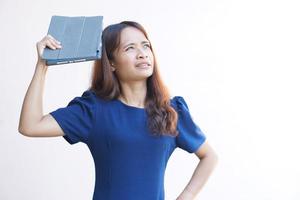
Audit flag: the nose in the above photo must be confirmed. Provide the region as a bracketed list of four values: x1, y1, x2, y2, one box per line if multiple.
[137, 48, 148, 59]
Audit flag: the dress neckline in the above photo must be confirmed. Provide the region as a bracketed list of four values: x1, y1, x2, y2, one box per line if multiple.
[115, 98, 146, 111]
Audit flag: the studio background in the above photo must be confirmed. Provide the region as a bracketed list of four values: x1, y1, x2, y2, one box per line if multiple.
[1, 0, 299, 199]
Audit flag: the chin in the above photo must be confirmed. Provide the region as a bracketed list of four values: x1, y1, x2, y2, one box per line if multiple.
[134, 72, 153, 81]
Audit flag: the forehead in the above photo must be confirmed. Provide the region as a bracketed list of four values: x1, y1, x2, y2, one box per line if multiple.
[120, 27, 148, 46]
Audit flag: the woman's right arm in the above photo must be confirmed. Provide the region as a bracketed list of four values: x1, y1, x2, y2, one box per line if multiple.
[18, 35, 64, 137]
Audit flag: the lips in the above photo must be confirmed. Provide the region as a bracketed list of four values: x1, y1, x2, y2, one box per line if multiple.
[136, 61, 151, 68]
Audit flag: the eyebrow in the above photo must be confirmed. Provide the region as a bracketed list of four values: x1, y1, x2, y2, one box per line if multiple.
[123, 41, 150, 49]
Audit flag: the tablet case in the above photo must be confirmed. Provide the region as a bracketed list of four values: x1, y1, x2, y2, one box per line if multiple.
[42, 15, 103, 65]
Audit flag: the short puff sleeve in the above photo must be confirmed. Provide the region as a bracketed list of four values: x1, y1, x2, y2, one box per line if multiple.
[171, 96, 207, 153]
[49, 90, 97, 145]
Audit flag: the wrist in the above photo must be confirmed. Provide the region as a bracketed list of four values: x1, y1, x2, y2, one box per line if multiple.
[176, 191, 196, 200]
[35, 59, 48, 71]
[34, 64, 48, 78]
[36, 58, 46, 65]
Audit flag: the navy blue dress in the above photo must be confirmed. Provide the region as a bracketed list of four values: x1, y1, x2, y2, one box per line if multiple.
[49, 90, 206, 200]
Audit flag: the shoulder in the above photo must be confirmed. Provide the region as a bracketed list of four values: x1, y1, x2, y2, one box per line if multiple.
[79, 89, 107, 103]
[70, 90, 97, 103]
[67, 89, 103, 109]
[78, 90, 117, 110]
[170, 96, 190, 112]
[81, 89, 97, 98]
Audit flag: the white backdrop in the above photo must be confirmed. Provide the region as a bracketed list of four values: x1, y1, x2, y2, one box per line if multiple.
[1, 0, 299, 199]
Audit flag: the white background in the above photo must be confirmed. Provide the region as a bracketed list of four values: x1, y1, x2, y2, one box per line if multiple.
[1, 0, 299, 199]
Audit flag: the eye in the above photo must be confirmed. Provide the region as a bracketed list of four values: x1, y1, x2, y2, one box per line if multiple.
[125, 46, 134, 51]
[144, 44, 151, 48]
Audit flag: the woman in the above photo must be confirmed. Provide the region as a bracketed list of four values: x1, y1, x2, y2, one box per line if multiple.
[18, 21, 218, 200]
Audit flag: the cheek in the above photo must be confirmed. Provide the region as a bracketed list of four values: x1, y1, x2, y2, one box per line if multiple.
[149, 51, 154, 62]
[121, 53, 136, 64]
[115, 54, 135, 69]
[116, 50, 154, 67]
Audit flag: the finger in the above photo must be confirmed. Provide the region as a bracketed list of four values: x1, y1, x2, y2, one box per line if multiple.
[39, 36, 62, 49]
[48, 38, 62, 48]
[55, 40, 61, 45]
[48, 39, 62, 49]
[47, 35, 61, 44]
[49, 37, 61, 45]
[50, 40, 62, 49]
[48, 39, 62, 48]
[47, 34, 54, 40]
[45, 40, 57, 50]
[53, 40, 62, 47]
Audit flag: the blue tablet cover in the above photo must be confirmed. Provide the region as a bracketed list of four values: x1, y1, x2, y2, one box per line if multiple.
[42, 15, 103, 66]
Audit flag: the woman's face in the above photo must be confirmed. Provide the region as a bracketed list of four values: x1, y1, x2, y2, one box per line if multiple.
[111, 27, 154, 82]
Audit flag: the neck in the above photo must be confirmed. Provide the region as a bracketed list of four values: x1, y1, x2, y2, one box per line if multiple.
[118, 80, 147, 108]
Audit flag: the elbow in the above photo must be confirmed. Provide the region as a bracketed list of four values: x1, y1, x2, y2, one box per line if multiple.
[210, 151, 219, 168]
[213, 153, 219, 165]
[18, 126, 32, 137]
[209, 149, 219, 163]
[205, 151, 219, 165]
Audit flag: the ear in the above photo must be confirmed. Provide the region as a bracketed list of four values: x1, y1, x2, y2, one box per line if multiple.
[110, 60, 116, 71]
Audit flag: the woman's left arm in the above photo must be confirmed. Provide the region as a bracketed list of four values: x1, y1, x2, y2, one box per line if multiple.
[176, 140, 219, 200]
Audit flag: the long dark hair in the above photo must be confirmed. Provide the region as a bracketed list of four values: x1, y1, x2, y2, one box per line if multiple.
[88, 21, 178, 137]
